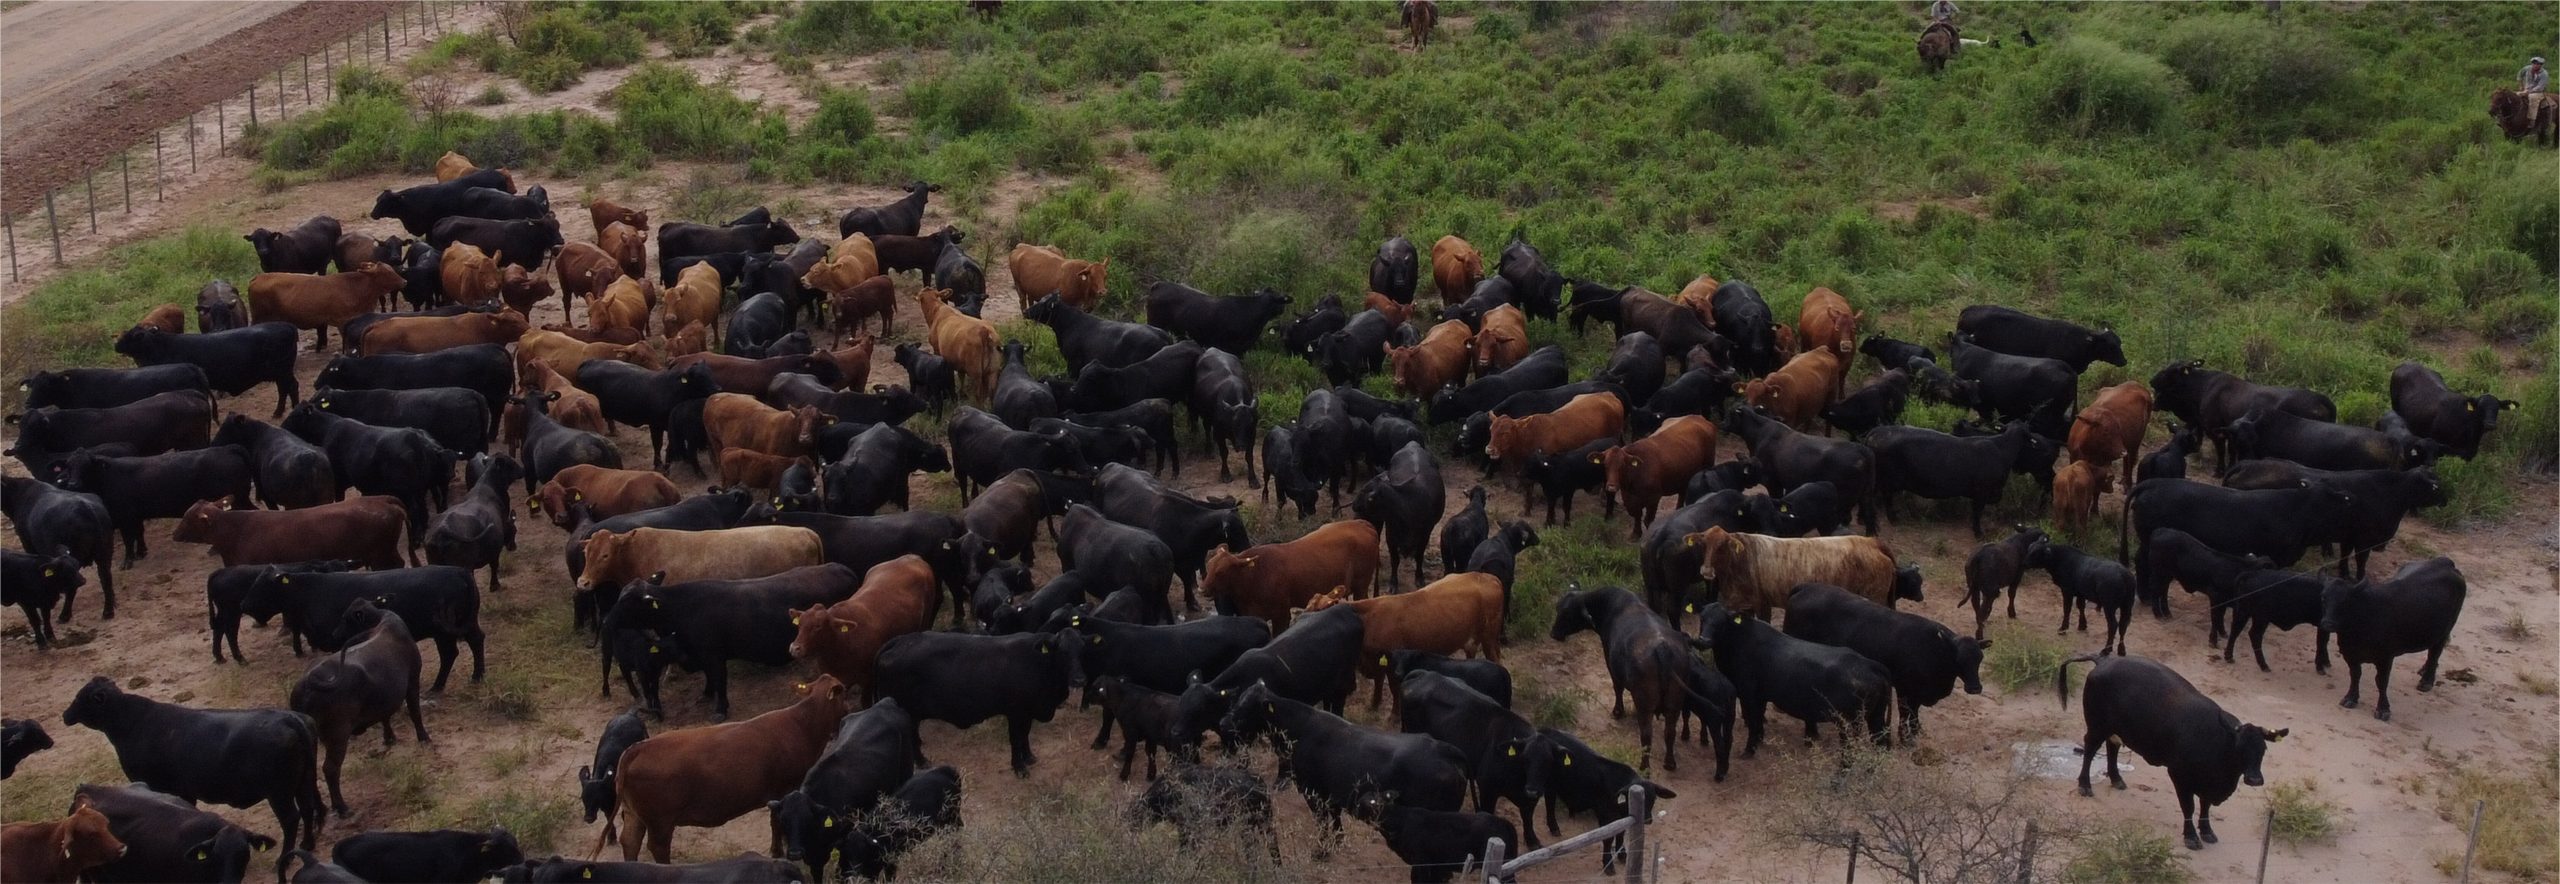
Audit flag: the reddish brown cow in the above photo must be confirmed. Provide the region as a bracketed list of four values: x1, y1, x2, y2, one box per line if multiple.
[499, 265, 560, 319]
[1674, 274, 1721, 324]
[1199, 519, 1381, 630]
[1309, 570, 1504, 710]
[717, 449, 808, 493]
[135, 303, 188, 335]
[433, 151, 482, 182]
[533, 464, 681, 529]
[2068, 381, 2154, 488]
[585, 276, 652, 334]
[801, 235, 882, 301]
[1362, 291, 1416, 326]
[1743, 348, 1844, 431]
[921, 287, 999, 400]
[1797, 287, 1859, 393]
[359, 308, 529, 356]
[517, 359, 609, 434]
[249, 264, 408, 350]
[1387, 319, 1473, 397]
[440, 243, 505, 308]
[827, 274, 896, 344]
[1600, 414, 1720, 539]
[826, 335, 875, 391]
[1487, 392, 1625, 473]
[598, 221, 649, 280]
[174, 496, 408, 569]
[1430, 235, 1482, 301]
[661, 263, 723, 341]
[554, 242, 626, 313]
[574, 525, 826, 596]
[0, 797, 125, 884]
[664, 320, 709, 358]
[701, 393, 830, 460]
[611, 676, 856, 862]
[517, 329, 659, 381]
[1007, 243, 1109, 310]
[787, 555, 941, 701]
[587, 197, 648, 239]
[667, 351, 834, 395]
[2051, 460, 2113, 534]
[1471, 304, 1529, 373]
[539, 323, 644, 346]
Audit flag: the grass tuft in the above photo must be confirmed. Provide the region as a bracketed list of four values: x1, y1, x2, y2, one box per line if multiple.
[1982, 619, 2080, 695]
[2060, 824, 2193, 884]
[2265, 780, 2339, 846]
[2432, 748, 2559, 880]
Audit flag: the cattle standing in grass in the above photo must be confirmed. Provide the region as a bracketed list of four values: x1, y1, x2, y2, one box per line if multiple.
[1956, 305, 2125, 372]
[2058, 654, 2285, 850]
[2388, 362, 2516, 459]
[2221, 460, 2446, 580]
[1, 476, 115, 620]
[1964, 525, 2046, 639]
[835, 766, 963, 881]
[612, 676, 855, 863]
[2138, 421, 2201, 483]
[1130, 762, 1276, 858]
[1056, 504, 1177, 624]
[839, 181, 937, 238]
[1600, 414, 1717, 539]
[2322, 557, 2466, 721]
[1069, 610, 1270, 745]
[60, 677, 323, 869]
[1550, 586, 1727, 775]
[872, 630, 1076, 776]
[1310, 570, 1505, 711]
[1352, 442, 1448, 590]
[285, 402, 455, 551]
[775, 558, 935, 708]
[2147, 360, 2337, 470]
[1010, 244, 1111, 310]
[922, 287, 1001, 401]
[1396, 671, 1554, 849]
[1784, 583, 1985, 743]
[1223, 683, 1470, 848]
[1724, 403, 1878, 534]
[1691, 525, 1917, 620]
[0, 798, 127, 884]
[2228, 407, 2441, 473]
[766, 698, 917, 882]
[330, 827, 522, 884]
[1145, 282, 1290, 354]
[8, 389, 215, 459]
[1639, 492, 1754, 631]
[1173, 604, 1368, 741]
[2069, 381, 2153, 488]
[1094, 463, 1250, 611]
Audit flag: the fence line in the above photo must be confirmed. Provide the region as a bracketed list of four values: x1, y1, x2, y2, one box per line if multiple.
[1482, 784, 1654, 884]
[5, 1, 459, 286]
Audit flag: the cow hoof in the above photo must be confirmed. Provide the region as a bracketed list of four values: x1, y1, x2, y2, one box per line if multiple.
[2110, 778, 2126, 791]
[2076, 783, 2093, 797]
[2183, 836, 2203, 851]
[2417, 679, 2436, 693]
[2374, 707, 2391, 722]
[2200, 829, 2218, 845]
[2338, 696, 2359, 709]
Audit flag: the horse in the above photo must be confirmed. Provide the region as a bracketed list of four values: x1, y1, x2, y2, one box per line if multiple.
[2490, 89, 2558, 146]
[1917, 22, 1958, 74]
[1400, 0, 1438, 50]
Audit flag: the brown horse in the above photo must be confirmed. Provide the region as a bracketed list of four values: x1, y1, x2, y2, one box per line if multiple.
[2490, 89, 2558, 145]
[1917, 22, 1958, 74]
[1401, 0, 1438, 50]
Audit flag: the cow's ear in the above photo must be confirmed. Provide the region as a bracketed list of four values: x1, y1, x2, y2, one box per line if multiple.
[1978, 639, 1994, 650]
[2466, 400, 2476, 412]
[2265, 728, 2288, 742]
[2502, 401, 2518, 411]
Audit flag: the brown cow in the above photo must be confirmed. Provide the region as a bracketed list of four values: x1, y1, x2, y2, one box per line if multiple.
[1743, 348, 1844, 431]
[499, 265, 559, 318]
[1797, 287, 1858, 393]
[1363, 291, 1415, 326]
[787, 555, 941, 701]
[1486, 392, 1624, 472]
[599, 221, 649, 280]
[174, 496, 408, 569]
[668, 351, 835, 395]
[1401, 0, 1438, 49]
[1310, 570, 1504, 711]
[1008, 243, 1108, 310]
[440, 243, 504, 307]
[539, 322, 644, 345]
[1199, 519, 1380, 630]
[533, 463, 681, 530]
[585, 275, 653, 334]
[1471, 304, 1529, 373]
[701, 393, 829, 460]
[517, 329, 659, 381]
[2051, 460, 2113, 535]
[717, 449, 808, 493]
[433, 151, 480, 182]
[0, 797, 125, 883]
[801, 235, 881, 300]
[1430, 235, 1481, 301]
[611, 676, 855, 862]
[135, 303, 187, 335]
[1690, 525, 1910, 619]
[664, 320, 709, 358]
[1674, 274, 1721, 324]
[1600, 414, 1720, 539]
[553, 242, 625, 320]
[826, 274, 896, 344]
[587, 197, 648, 239]
[921, 287, 999, 400]
[826, 335, 875, 390]
[662, 263, 723, 340]
[1387, 319, 1473, 397]
[359, 308, 529, 356]
[574, 525, 826, 596]
[2068, 381, 2154, 488]
[248, 264, 408, 351]
[335, 231, 380, 276]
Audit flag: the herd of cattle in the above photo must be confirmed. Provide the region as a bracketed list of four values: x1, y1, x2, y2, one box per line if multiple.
[0, 147, 2521, 882]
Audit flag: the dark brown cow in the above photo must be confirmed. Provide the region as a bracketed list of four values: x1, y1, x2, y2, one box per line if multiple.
[610, 676, 856, 862]
[533, 464, 681, 530]
[1199, 519, 1380, 630]
[587, 197, 649, 239]
[248, 265, 408, 351]
[1387, 320, 1472, 398]
[2068, 381, 2154, 488]
[787, 555, 942, 700]
[0, 797, 125, 883]
[1600, 415, 1719, 539]
[173, 497, 408, 569]
[828, 274, 896, 344]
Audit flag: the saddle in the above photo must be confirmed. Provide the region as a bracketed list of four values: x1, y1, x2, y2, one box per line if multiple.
[1921, 21, 1959, 41]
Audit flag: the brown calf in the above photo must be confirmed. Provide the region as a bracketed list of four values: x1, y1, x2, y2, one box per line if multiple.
[717, 450, 809, 494]
[135, 303, 187, 335]
[1797, 287, 1858, 393]
[1199, 519, 1380, 631]
[587, 197, 648, 239]
[1363, 291, 1415, 326]
[433, 151, 480, 182]
[0, 797, 125, 883]
[174, 497, 408, 569]
[517, 329, 658, 381]
[1387, 320, 1473, 397]
[2068, 381, 2154, 488]
[534, 464, 681, 530]
[1601, 414, 1720, 539]
[826, 336, 875, 391]
[668, 351, 834, 395]
[662, 263, 723, 341]
[552, 242, 625, 323]
[585, 276, 653, 334]
[499, 265, 560, 319]
[360, 308, 529, 357]
[1487, 392, 1624, 472]
[1430, 235, 1481, 301]
[611, 676, 856, 862]
[598, 221, 649, 280]
[1471, 304, 1529, 373]
[1008, 243, 1108, 310]
[921, 287, 999, 400]
[701, 393, 829, 460]
[1674, 273, 1720, 324]
[787, 555, 941, 701]
[517, 359, 608, 434]
[248, 264, 408, 350]
[2051, 460, 2114, 535]
[664, 320, 709, 358]
[827, 274, 896, 344]
[801, 235, 881, 300]
[440, 243, 504, 307]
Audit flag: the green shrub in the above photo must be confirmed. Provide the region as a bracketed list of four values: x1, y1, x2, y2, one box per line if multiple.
[2015, 37, 2182, 137]
[0, 228, 259, 379]
[904, 59, 1027, 136]
[514, 8, 643, 70]
[2450, 248, 2538, 307]
[514, 52, 584, 93]
[1179, 46, 1300, 123]
[471, 85, 509, 107]
[1672, 54, 1783, 146]
[608, 63, 760, 158]
[2159, 16, 2353, 136]
[2062, 825, 2192, 884]
[261, 94, 413, 176]
[333, 65, 407, 102]
[1983, 619, 2078, 694]
[806, 88, 875, 147]
[2266, 780, 2340, 846]
[1475, 12, 1521, 43]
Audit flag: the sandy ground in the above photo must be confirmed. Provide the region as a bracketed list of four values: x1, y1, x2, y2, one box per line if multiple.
[3, 18, 2556, 884]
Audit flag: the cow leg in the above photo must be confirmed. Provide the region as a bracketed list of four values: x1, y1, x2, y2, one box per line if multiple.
[2179, 792, 2203, 850]
[430, 636, 460, 691]
[2057, 596, 2072, 635]
[1611, 684, 1627, 718]
[408, 668, 431, 742]
[1740, 700, 1767, 758]
[466, 627, 487, 682]
[2371, 659, 2395, 721]
[1637, 707, 1655, 772]
[2220, 617, 2242, 664]
[2074, 731, 2103, 796]
[1969, 500, 1987, 539]
[322, 730, 353, 815]
[2339, 661, 2364, 710]
[707, 664, 732, 722]
[2417, 643, 2446, 692]
[1513, 797, 1540, 850]
[1117, 734, 1138, 782]
[1009, 715, 1036, 776]
[2197, 799, 2219, 844]
[1661, 710, 1679, 771]
[1898, 698, 1922, 746]
[2006, 577, 2022, 618]
[2314, 629, 2332, 675]
[646, 824, 673, 865]
[2248, 622, 2273, 672]
[2104, 740, 2126, 790]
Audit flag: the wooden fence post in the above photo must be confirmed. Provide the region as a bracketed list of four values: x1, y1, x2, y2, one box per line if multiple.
[45, 190, 63, 265]
[217, 100, 226, 151]
[1482, 837, 1507, 884]
[154, 131, 164, 202]
[303, 54, 312, 103]
[2458, 799, 2486, 884]
[1845, 832, 1859, 884]
[248, 85, 258, 128]
[6, 213, 19, 282]
[1623, 785, 1648, 884]
[2019, 819, 2039, 884]
[277, 68, 286, 117]
[85, 172, 97, 233]
[188, 113, 198, 171]
[119, 152, 130, 214]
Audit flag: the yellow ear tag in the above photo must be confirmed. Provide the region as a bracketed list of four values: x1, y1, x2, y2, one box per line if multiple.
[1778, 504, 1790, 513]
[1561, 755, 1572, 767]
[41, 568, 54, 577]
[1731, 614, 1745, 624]
[649, 645, 659, 653]
[1219, 689, 1230, 698]
[281, 575, 292, 585]
[320, 402, 331, 409]
[822, 817, 834, 828]
[195, 849, 211, 861]
[572, 491, 584, 501]
[1264, 702, 1275, 713]
[1378, 655, 1389, 666]
[527, 499, 541, 512]
[1090, 635, 1103, 645]
[1040, 645, 1050, 654]
[650, 600, 660, 609]
[837, 624, 848, 632]
[791, 615, 802, 625]
[1506, 745, 1519, 757]
[583, 870, 594, 880]
[1617, 794, 1629, 805]
[1682, 603, 1695, 613]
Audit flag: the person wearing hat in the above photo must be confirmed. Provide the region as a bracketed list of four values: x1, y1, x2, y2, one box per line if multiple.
[1928, 0, 1959, 25]
[2523, 56, 2550, 95]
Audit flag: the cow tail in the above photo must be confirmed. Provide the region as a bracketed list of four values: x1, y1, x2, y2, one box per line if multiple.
[2054, 653, 2101, 709]
[289, 711, 326, 845]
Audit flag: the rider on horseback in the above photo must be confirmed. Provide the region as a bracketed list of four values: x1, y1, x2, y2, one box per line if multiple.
[2522, 57, 2549, 95]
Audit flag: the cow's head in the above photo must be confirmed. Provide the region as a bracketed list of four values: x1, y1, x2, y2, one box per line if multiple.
[765, 788, 841, 866]
[1951, 634, 1991, 694]
[368, 190, 407, 221]
[2233, 724, 2286, 787]
[2086, 326, 2127, 367]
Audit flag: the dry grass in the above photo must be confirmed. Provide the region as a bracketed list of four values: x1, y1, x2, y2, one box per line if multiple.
[2431, 747, 2559, 880]
[2265, 779, 2339, 846]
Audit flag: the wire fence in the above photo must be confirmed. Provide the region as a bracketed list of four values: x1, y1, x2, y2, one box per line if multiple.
[1, 1, 466, 288]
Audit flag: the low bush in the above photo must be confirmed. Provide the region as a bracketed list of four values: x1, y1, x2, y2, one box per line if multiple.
[1179, 45, 1301, 123]
[2014, 37, 2183, 137]
[1671, 53, 1783, 145]
[903, 58, 1027, 136]
[2432, 748, 2559, 880]
[2061, 825, 2192, 884]
[608, 63, 763, 159]
[2265, 780, 2339, 846]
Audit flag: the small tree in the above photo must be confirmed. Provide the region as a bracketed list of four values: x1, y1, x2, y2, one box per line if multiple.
[1767, 742, 2064, 884]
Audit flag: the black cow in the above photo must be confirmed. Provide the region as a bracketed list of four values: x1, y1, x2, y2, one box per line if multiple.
[1130, 762, 1276, 856]
[1032, 417, 1151, 472]
[769, 698, 917, 881]
[1222, 682, 1470, 844]
[575, 360, 715, 471]
[2221, 460, 2445, 579]
[1397, 671, 1556, 848]
[1679, 459, 1765, 505]
[1437, 485, 1491, 575]
[1055, 504, 1176, 624]
[768, 375, 927, 426]
[992, 340, 1060, 428]
[658, 208, 799, 282]
[1281, 295, 1350, 356]
[1493, 231, 1565, 320]
[429, 217, 563, 271]
[1427, 346, 1568, 425]
[1955, 305, 2125, 371]
[1645, 362, 1744, 425]
[2216, 569, 2342, 673]
[1461, 520, 1538, 602]
[1, 718, 51, 778]
[948, 407, 1085, 503]
[1069, 341, 1204, 413]
[605, 565, 860, 720]
[1175, 349, 1256, 477]
[0, 549, 78, 647]
[1724, 404, 1877, 534]
[1696, 602, 1891, 754]
[1094, 464, 1248, 611]
[662, 250, 753, 290]
[2227, 407, 2439, 473]
[1387, 650, 1512, 709]
[722, 291, 793, 357]
[892, 343, 957, 417]
[2029, 539, 2136, 655]
[206, 558, 359, 664]
[872, 630, 1075, 776]
[1352, 442, 1447, 590]
[1963, 525, 2046, 640]
[247, 216, 344, 273]
[198, 277, 250, 331]
[508, 391, 619, 495]
[2322, 556, 2466, 721]
[1948, 336, 2078, 426]
[20, 364, 210, 410]
[212, 414, 338, 510]
[60, 678, 323, 869]
[74, 783, 282, 884]
[1064, 399, 1182, 474]
[1439, 278, 1509, 329]
[424, 453, 519, 593]
[2147, 360, 2337, 470]
[7, 389, 213, 457]
[1858, 334, 1935, 373]
[1026, 294, 1174, 373]
[578, 710, 649, 841]
[496, 855, 802, 883]
[1536, 728, 1674, 875]
[1091, 677, 1197, 781]
[1294, 389, 1356, 506]
[1550, 586, 1730, 774]
[2136, 421, 2202, 483]
[2389, 362, 2516, 459]
[243, 564, 486, 689]
[2125, 478, 2354, 616]
[2058, 654, 2285, 849]
[319, 342, 514, 422]
[1822, 368, 1911, 438]
[983, 569, 1087, 635]
[836, 765, 963, 881]
[968, 563, 1034, 631]
[933, 242, 987, 307]
[1353, 792, 1514, 884]
[1708, 281, 1782, 376]
[284, 402, 456, 549]
[750, 506, 967, 598]
[1174, 604, 1366, 739]
[1783, 583, 1985, 743]
[1145, 283, 1290, 354]
[819, 423, 948, 516]
[839, 182, 936, 238]
[1068, 611, 1272, 748]
[396, 239, 444, 310]
[367, 171, 517, 235]
[1371, 236, 1419, 302]
[0, 475, 115, 620]
[1593, 331, 1667, 404]
[1259, 423, 1320, 518]
[332, 828, 524, 884]
[2139, 527, 2272, 643]
[1312, 309, 1407, 386]
[1864, 422, 2057, 537]
[1743, 480, 1849, 538]
[309, 386, 489, 455]
[51, 447, 249, 568]
[1638, 491, 1754, 630]
[955, 468, 1087, 570]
